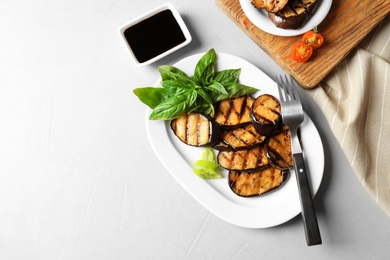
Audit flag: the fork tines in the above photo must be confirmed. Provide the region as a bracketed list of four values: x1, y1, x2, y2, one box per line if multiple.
[277, 75, 301, 104]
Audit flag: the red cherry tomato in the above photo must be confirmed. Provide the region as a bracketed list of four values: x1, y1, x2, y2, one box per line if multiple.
[291, 42, 313, 62]
[301, 27, 324, 49]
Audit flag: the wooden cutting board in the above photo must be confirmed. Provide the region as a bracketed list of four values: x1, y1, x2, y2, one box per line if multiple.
[216, 0, 390, 89]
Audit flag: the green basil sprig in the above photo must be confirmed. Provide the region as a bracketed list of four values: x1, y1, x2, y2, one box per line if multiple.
[133, 48, 258, 120]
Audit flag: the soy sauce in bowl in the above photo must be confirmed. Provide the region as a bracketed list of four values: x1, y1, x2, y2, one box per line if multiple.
[119, 3, 192, 67]
[124, 9, 186, 63]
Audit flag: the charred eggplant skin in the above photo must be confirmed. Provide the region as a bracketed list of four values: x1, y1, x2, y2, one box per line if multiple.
[251, 94, 282, 136]
[228, 165, 289, 197]
[170, 112, 221, 147]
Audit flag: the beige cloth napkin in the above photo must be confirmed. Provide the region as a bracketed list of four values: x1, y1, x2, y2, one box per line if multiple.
[308, 15, 390, 217]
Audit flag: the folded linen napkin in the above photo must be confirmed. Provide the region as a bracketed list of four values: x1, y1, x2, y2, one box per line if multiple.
[308, 15, 390, 217]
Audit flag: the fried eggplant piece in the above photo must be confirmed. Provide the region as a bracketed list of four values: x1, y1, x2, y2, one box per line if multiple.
[251, 94, 282, 136]
[228, 165, 289, 197]
[214, 96, 255, 128]
[251, 0, 289, 13]
[268, 0, 319, 29]
[265, 125, 293, 170]
[218, 123, 267, 150]
[217, 145, 269, 171]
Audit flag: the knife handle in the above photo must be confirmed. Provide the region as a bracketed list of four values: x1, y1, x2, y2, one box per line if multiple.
[293, 152, 322, 246]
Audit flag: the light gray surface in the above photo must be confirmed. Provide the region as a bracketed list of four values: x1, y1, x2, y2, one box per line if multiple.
[0, 0, 389, 259]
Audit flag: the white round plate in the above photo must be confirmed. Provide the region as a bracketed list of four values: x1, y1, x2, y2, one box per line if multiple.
[146, 52, 324, 228]
[240, 0, 333, 36]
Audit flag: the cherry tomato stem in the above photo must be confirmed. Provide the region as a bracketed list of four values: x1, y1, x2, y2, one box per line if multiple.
[302, 27, 324, 49]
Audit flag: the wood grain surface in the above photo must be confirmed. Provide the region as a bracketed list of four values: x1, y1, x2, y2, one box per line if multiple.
[216, 0, 390, 89]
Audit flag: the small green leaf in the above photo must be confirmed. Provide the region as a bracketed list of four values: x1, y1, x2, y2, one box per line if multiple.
[192, 147, 222, 179]
[211, 83, 259, 103]
[192, 49, 217, 86]
[195, 88, 214, 115]
[161, 78, 196, 94]
[159, 65, 189, 81]
[192, 102, 213, 116]
[193, 160, 219, 170]
[133, 87, 169, 109]
[223, 82, 258, 99]
[213, 69, 241, 85]
[193, 168, 222, 179]
[149, 94, 191, 120]
[201, 147, 215, 161]
[205, 81, 228, 95]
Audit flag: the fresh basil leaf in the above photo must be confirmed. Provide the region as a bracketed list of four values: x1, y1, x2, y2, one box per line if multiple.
[187, 90, 198, 108]
[196, 88, 214, 105]
[207, 82, 258, 104]
[213, 69, 241, 85]
[205, 81, 228, 95]
[133, 87, 169, 109]
[160, 79, 197, 94]
[159, 65, 189, 81]
[149, 91, 197, 120]
[224, 82, 258, 98]
[192, 49, 217, 86]
[202, 105, 215, 116]
[207, 91, 229, 104]
[188, 101, 212, 115]
[196, 88, 214, 115]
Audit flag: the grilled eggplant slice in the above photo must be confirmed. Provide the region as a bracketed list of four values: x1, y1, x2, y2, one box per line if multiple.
[228, 165, 289, 197]
[268, 0, 319, 29]
[217, 145, 269, 171]
[251, 0, 289, 13]
[265, 125, 293, 170]
[214, 96, 255, 128]
[218, 123, 267, 150]
[251, 94, 282, 136]
[171, 112, 220, 147]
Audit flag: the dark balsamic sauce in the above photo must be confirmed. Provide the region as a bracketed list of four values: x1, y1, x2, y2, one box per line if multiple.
[124, 9, 186, 63]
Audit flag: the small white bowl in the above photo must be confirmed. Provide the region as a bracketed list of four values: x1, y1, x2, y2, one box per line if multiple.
[118, 3, 192, 68]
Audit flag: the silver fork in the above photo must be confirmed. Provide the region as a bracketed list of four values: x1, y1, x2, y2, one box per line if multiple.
[276, 75, 322, 246]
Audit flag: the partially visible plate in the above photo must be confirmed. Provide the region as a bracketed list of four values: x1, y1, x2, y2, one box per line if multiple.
[146, 53, 324, 228]
[240, 0, 333, 36]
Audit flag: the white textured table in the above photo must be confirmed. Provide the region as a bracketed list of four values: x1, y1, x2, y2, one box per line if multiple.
[0, 1, 389, 259]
